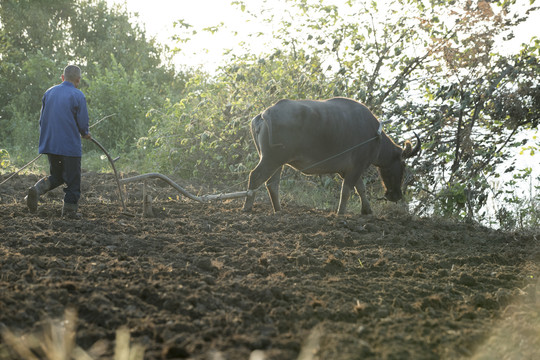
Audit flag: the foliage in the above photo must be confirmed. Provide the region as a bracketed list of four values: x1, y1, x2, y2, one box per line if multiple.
[0, 0, 538, 230]
[0, 149, 10, 170]
[152, 0, 538, 228]
[250, 0, 539, 224]
[0, 0, 182, 152]
[141, 49, 344, 186]
[493, 168, 540, 230]
[83, 57, 158, 152]
[409, 4, 540, 221]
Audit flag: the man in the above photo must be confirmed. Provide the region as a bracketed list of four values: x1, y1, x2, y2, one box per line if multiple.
[26, 65, 92, 219]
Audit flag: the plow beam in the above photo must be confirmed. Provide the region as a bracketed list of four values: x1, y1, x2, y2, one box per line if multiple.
[119, 172, 252, 203]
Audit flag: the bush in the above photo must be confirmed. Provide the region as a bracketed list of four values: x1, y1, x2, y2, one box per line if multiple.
[83, 56, 158, 153]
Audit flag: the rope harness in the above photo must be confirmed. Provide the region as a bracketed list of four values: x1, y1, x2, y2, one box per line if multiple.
[298, 121, 383, 174]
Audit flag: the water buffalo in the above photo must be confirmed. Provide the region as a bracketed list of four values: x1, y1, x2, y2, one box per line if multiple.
[242, 97, 421, 215]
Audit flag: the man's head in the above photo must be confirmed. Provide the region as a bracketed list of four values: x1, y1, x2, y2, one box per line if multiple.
[62, 65, 82, 88]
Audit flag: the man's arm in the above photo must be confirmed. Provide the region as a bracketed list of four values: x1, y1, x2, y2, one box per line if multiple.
[76, 92, 90, 138]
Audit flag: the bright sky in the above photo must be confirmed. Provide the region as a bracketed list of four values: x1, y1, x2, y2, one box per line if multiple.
[106, 0, 276, 71]
[107, 0, 540, 72]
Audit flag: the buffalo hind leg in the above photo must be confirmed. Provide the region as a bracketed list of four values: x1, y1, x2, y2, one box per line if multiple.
[243, 160, 281, 212]
[266, 167, 282, 212]
[355, 177, 372, 215]
[338, 174, 361, 215]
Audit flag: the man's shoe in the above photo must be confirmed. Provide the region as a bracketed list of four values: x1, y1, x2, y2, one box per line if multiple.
[26, 187, 38, 213]
[62, 202, 82, 220]
[26, 178, 51, 213]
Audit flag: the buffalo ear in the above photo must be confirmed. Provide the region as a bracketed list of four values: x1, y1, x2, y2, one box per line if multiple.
[402, 141, 413, 158]
[402, 132, 421, 159]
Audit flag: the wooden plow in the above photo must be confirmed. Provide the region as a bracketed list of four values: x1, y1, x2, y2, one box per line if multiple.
[119, 173, 252, 217]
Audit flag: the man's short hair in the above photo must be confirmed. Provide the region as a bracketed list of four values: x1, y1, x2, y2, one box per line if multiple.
[63, 65, 81, 82]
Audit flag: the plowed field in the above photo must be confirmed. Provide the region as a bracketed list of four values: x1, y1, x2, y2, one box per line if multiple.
[1, 173, 539, 359]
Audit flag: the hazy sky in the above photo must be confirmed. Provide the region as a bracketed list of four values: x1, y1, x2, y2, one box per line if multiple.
[106, 0, 539, 71]
[106, 0, 275, 70]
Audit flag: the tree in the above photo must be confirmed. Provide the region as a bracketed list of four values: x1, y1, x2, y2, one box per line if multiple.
[0, 0, 182, 151]
[155, 0, 538, 225]
[409, 1, 540, 220]
[247, 0, 539, 222]
[142, 48, 340, 183]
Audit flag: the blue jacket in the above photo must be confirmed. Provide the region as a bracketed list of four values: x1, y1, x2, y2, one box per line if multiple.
[38, 81, 90, 157]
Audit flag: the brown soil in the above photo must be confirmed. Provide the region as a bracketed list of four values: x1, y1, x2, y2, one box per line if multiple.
[1, 173, 539, 360]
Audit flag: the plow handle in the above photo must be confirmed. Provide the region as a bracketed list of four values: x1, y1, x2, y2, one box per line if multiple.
[90, 138, 127, 212]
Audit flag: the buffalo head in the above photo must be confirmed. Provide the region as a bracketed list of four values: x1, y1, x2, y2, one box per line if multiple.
[379, 133, 421, 202]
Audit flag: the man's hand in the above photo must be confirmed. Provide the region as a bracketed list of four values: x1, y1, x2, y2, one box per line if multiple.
[82, 133, 92, 140]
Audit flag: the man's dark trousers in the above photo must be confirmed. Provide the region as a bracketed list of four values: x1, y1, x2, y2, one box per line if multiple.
[47, 154, 81, 205]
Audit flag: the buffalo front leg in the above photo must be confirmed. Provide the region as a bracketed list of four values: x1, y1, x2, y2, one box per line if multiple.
[265, 167, 282, 212]
[355, 177, 372, 215]
[243, 160, 281, 212]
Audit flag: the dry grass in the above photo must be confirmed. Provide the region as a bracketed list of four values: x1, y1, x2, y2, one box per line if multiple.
[0, 308, 144, 360]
